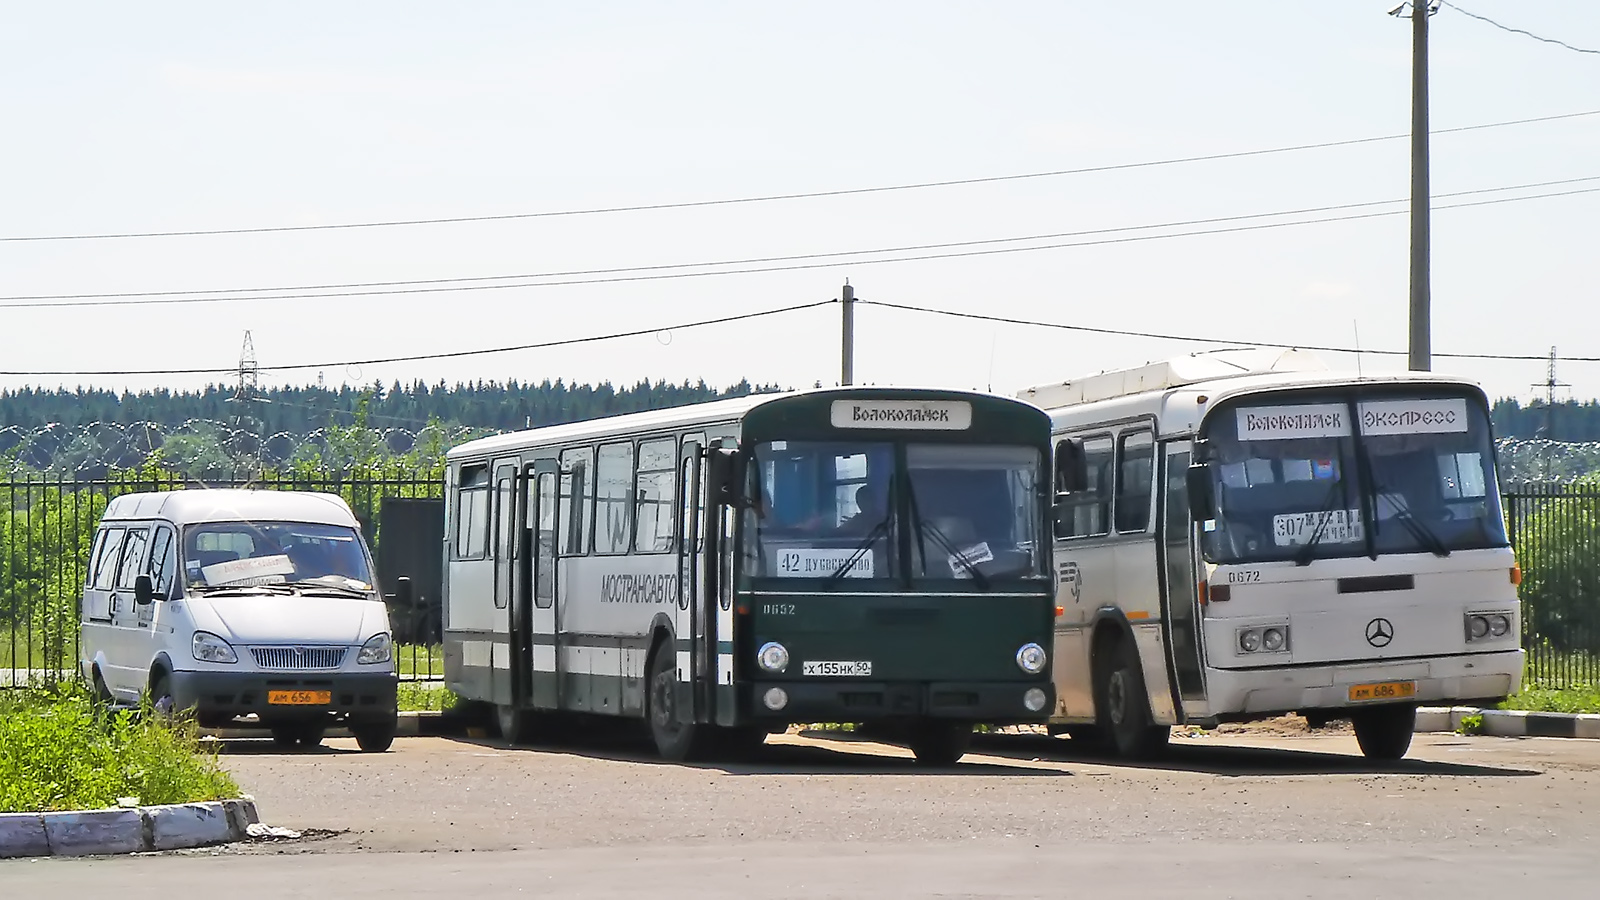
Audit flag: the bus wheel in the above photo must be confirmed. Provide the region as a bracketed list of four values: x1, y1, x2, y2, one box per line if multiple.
[1096, 638, 1169, 760]
[646, 644, 701, 761]
[1351, 704, 1416, 760]
[497, 705, 536, 746]
[907, 721, 972, 767]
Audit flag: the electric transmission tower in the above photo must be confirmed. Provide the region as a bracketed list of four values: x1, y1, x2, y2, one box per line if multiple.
[225, 331, 270, 478]
[1531, 346, 1569, 480]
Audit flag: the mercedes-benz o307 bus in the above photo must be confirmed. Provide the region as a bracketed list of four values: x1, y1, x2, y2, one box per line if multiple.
[1017, 348, 1523, 760]
[442, 387, 1056, 765]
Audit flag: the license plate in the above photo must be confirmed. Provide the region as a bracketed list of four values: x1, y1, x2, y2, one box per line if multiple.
[1272, 509, 1365, 547]
[1347, 681, 1416, 702]
[268, 690, 332, 706]
[802, 660, 873, 677]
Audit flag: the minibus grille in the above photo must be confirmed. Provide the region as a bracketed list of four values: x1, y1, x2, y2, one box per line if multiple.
[250, 646, 347, 670]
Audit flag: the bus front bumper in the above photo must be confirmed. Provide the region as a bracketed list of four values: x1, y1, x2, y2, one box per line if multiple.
[743, 679, 1053, 724]
[1204, 649, 1524, 719]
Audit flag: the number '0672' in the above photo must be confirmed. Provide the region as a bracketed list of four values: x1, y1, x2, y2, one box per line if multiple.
[1226, 570, 1262, 584]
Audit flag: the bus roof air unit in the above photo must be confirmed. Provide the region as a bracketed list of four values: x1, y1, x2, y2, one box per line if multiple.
[1016, 347, 1329, 409]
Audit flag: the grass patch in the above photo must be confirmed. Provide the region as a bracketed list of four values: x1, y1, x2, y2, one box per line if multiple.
[397, 682, 457, 713]
[0, 686, 241, 813]
[1497, 685, 1600, 715]
[0, 625, 76, 674]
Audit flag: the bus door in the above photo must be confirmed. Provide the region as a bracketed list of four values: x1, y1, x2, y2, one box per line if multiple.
[676, 439, 705, 721]
[490, 460, 524, 708]
[527, 460, 560, 709]
[1158, 444, 1208, 717]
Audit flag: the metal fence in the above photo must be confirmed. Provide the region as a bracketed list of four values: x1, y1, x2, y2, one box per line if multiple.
[1505, 484, 1600, 689]
[1, 471, 446, 692]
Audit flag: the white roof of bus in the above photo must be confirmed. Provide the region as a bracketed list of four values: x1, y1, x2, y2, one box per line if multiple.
[447, 391, 785, 461]
[1019, 349, 1485, 436]
[99, 489, 360, 528]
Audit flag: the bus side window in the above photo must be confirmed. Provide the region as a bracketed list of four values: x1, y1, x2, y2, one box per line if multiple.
[1115, 430, 1155, 533]
[455, 464, 491, 560]
[559, 447, 594, 556]
[634, 438, 677, 553]
[595, 442, 636, 555]
[1055, 436, 1113, 538]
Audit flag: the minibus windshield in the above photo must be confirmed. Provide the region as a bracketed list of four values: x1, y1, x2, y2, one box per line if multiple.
[183, 521, 374, 591]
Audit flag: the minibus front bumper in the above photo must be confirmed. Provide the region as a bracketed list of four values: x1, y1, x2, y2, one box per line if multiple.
[169, 669, 398, 722]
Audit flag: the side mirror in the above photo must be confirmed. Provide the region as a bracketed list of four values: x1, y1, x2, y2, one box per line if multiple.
[393, 576, 414, 608]
[134, 574, 155, 606]
[1186, 464, 1216, 522]
[1053, 439, 1087, 494]
[706, 447, 748, 508]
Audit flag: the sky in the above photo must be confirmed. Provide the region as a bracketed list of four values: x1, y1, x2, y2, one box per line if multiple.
[2, 1, 1598, 411]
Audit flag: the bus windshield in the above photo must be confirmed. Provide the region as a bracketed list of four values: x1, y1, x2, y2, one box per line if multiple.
[741, 440, 1044, 584]
[1200, 390, 1509, 565]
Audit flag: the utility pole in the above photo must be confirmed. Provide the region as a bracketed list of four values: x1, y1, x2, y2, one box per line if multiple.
[1394, 1, 1438, 371]
[1532, 346, 1568, 480]
[840, 281, 855, 386]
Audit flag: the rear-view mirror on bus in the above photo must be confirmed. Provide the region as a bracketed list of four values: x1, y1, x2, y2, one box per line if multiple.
[1186, 464, 1216, 522]
[1053, 439, 1087, 494]
[391, 576, 414, 608]
[133, 574, 155, 606]
[706, 447, 748, 509]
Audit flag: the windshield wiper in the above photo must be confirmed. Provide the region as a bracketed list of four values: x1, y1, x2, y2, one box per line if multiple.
[1294, 477, 1350, 567]
[191, 583, 297, 596]
[287, 581, 374, 598]
[1371, 485, 1451, 558]
[904, 478, 990, 589]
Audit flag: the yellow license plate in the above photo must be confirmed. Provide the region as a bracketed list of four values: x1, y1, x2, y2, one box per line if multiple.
[1348, 681, 1416, 702]
[268, 690, 332, 706]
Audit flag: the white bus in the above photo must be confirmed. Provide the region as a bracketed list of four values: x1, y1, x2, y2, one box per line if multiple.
[442, 386, 1057, 765]
[1017, 348, 1524, 760]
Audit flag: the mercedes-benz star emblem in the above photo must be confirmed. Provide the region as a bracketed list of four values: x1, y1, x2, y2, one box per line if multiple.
[1365, 617, 1394, 648]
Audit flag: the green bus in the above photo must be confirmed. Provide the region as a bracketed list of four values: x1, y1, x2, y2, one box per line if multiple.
[443, 387, 1056, 765]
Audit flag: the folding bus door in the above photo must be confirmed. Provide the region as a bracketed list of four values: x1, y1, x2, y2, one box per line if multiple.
[1158, 444, 1207, 714]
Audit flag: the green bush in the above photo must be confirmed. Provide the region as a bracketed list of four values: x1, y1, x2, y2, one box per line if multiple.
[0, 687, 241, 813]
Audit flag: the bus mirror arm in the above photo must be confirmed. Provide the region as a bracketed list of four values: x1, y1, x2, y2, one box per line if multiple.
[1186, 464, 1216, 522]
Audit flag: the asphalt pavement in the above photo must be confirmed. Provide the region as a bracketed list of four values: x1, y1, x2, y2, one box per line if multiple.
[4, 726, 1598, 897]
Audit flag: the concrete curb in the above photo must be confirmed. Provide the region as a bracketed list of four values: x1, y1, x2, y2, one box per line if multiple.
[0, 798, 259, 859]
[198, 709, 445, 741]
[1416, 706, 1600, 739]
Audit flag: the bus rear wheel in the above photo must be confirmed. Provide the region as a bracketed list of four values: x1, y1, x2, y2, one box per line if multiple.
[1096, 637, 1170, 760]
[1351, 704, 1416, 760]
[498, 705, 537, 746]
[907, 721, 972, 767]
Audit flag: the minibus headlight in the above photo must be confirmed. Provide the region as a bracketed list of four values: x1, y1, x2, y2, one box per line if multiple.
[359, 632, 393, 665]
[758, 642, 790, 673]
[1015, 643, 1047, 674]
[192, 631, 237, 664]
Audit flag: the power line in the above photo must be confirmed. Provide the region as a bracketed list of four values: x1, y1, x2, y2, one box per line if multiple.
[4, 109, 1600, 244]
[4, 177, 1599, 311]
[1442, 2, 1600, 55]
[0, 300, 832, 378]
[859, 300, 1600, 364]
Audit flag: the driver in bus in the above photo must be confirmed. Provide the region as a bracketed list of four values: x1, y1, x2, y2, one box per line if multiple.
[838, 483, 889, 535]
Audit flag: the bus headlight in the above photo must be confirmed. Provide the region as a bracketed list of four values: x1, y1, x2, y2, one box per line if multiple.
[1262, 627, 1288, 652]
[1023, 687, 1048, 712]
[1466, 611, 1514, 642]
[1238, 629, 1261, 653]
[763, 687, 789, 711]
[1237, 624, 1289, 654]
[1015, 643, 1047, 674]
[758, 642, 790, 673]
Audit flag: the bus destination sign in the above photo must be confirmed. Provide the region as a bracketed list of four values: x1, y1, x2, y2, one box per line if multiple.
[830, 399, 973, 431]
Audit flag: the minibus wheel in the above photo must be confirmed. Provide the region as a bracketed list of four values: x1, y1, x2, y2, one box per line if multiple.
[1351, 704, 1416, 760]
[352, 718, 397, 753]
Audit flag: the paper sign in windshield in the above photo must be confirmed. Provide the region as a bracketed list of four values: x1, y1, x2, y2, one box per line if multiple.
[948, 542, 994, 576]
[776, 548, 875, 578]
[1272, 510, 1365, 547]
[201, 554, 294, 585]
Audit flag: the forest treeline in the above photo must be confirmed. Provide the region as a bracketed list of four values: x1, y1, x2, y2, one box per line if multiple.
[0, 378, 784, 433]
[0, 383, 1595, 442]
